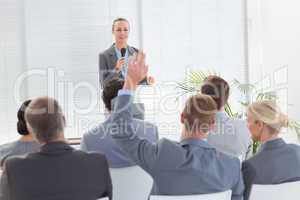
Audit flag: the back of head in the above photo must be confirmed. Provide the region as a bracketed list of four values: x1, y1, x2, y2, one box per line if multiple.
[182, 94, 217, 133]
[25, 97, 65, 143]
[102, 77, 124, 111]
[17, 100, 32, 135]
[248, 100, 288, 133]
[201, 75, 230, 110]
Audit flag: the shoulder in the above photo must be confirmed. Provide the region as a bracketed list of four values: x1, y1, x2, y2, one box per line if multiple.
[128, 45, 139, 53]
[82, 124, 106, 140]
[72, 150, 108, 164]
[100, 45, 114, 57]
[2, 153, 30, 170]
[285, 143, 300, 154]
[131, 119, 159, 140]
[0, 142, 16, 155]
[132, 119, 157, 129]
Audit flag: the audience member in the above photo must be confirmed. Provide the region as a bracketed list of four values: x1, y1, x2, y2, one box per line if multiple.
[80, 77, 158, 168]
[242, 100, 300, 200]
[110, 52, 244, 200]
[0, 100, 40, 167]
[0, 97, 112, 200]
[201, 75, 252, 160]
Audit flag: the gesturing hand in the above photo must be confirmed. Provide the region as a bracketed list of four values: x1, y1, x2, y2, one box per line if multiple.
[123, 51, 148, 90]
[115, 58, 125, 72]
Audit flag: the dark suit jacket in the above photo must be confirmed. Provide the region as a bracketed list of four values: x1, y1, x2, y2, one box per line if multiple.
[242, 138, 300, 200]
[0, 141, 112, 200]
[99, 44, 147, 87]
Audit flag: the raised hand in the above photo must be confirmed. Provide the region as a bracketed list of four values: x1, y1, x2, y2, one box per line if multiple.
[123, 51, 148, 90]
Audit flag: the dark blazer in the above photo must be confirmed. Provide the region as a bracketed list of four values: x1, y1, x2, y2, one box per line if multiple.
[242, 138, 300, 200]
[99, 44, 147, 87]
[0, 141, 112, 200]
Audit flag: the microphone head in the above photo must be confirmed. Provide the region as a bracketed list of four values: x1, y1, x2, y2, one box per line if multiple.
[121, 48, 126, 57]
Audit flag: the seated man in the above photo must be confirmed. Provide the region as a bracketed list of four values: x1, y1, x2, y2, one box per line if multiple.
[201, 76, 252, 160]
[80, 77, 158, 168]
[0, 97, 112, 200]
[242, 100, 300, 200]
[110, 52, 244, 200]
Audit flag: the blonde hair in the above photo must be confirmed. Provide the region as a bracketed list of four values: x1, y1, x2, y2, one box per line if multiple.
[182, 94, 217, 133]
[248, 100, 289, 133]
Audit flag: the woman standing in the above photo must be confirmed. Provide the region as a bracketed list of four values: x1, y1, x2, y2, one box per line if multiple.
[99, 18, 153, 87]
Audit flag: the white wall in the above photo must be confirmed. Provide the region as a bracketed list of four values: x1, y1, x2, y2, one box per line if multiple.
[0, 0, 246, 143]
[248, 0, 300, 143]
[0, 0, 28, 142]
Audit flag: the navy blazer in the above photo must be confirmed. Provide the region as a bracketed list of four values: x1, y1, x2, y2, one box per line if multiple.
[242, 138, 300, 200]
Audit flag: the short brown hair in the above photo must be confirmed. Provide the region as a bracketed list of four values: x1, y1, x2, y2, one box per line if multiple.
[25, 97, 65, 143]
[112, 17, 129, 31]
[201, 75, 230, 110]
[182, 94, 217, 133]
[102, 77, 124, 111]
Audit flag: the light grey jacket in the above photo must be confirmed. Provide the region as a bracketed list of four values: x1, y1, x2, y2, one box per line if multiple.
[80, 115, 159, 168]
[111, 93, 244, 200]
[207, 112, 252, 160]
[242, 138, 300, 200]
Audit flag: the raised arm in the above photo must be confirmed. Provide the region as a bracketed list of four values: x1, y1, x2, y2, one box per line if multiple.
[111, 52, 160, 172]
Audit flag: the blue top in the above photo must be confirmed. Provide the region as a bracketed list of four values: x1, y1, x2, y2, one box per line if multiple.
[114, 45, 129, 78]
[0, 140, 41, 165]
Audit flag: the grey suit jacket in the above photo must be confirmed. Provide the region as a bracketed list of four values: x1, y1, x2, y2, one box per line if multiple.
[111, 93, 244, 200]
[207, 112, 252, 160]
[0, 142, 112, 200]
[80, 115, 159, 168]
[242, 138, 300, 200]
[99, 45, 147, 87]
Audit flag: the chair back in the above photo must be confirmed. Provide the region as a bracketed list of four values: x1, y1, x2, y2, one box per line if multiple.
[249, 181, 300, 200]
[150, 190, 232, 200]
[110, 166, 153, 200]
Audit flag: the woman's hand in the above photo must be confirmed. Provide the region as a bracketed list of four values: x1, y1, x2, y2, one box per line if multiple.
[115, 58, 125, 72]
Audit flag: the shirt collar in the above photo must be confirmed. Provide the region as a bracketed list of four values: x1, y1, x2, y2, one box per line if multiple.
[180, 138, 214, 149]
[40, 141, 73, 154]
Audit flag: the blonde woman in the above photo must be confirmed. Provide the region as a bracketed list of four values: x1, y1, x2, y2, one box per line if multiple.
[242, 100, 300, 200]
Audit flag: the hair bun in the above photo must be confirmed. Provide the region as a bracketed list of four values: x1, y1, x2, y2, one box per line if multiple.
[17, 120, 28, 135]
[16, 99, 31, 135]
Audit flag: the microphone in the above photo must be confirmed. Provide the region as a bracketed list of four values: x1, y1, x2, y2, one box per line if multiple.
[121, 48, 126, 57]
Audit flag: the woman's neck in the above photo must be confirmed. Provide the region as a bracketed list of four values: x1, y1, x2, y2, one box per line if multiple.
[19, 134, 35, 142]
[115, 42, 127, 50]
[260, 132, 279, 143]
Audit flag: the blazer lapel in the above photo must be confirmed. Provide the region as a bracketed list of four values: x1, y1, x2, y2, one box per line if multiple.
[108, 45, 118, 68]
